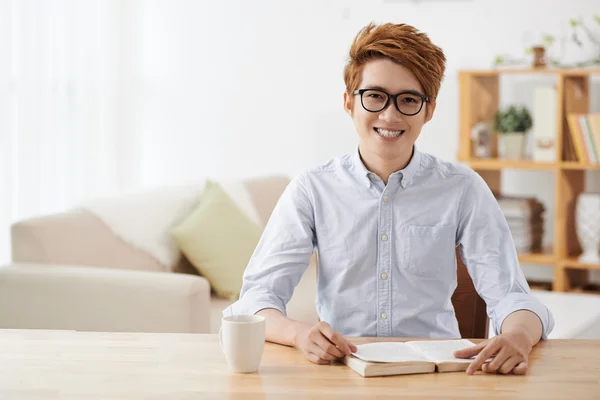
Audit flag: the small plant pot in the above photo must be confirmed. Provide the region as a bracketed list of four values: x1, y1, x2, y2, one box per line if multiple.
[500, 133, 527, 160]
[532, 46, 546, 68]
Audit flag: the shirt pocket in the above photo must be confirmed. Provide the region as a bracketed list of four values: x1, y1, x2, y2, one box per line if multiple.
[402, 225, 455, 277]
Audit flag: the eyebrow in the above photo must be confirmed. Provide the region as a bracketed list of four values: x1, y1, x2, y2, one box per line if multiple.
[364, 86, 424, 95]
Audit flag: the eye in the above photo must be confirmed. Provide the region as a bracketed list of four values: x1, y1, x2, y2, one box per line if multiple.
[400, 96, 419, 104]
[367, 93, 384, 100]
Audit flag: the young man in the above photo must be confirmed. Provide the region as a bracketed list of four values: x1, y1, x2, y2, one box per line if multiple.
[224, 23, 554, 375]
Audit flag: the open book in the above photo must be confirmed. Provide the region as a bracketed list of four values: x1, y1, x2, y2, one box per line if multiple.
[343, 339, 480, 377]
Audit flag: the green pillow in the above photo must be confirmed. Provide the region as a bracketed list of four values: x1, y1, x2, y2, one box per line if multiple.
[170, 180, 263, 300]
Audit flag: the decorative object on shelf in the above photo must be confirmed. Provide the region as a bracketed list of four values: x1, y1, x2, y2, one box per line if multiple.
[532, 86, 558, 162]
[575, 192, 600, 264]
[470, 120, 493, 158]
[493, 34, 554, 68]
[493, 105, 533, 160]
[493, 15, 600, 69]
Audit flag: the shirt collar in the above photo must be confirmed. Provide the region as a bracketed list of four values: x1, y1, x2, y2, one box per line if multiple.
[399, 146, 421, 187]
[352, 145, 422, 188]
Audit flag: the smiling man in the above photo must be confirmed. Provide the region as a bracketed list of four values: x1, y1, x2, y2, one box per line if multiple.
[224, 22, 554, 375]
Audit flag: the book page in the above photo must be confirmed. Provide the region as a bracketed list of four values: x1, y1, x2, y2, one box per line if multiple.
[404, 339, 477, 364]
[351, 342, 432, 363]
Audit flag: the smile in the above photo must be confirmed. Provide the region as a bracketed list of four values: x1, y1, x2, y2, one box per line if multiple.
[374, 127, 405, 138]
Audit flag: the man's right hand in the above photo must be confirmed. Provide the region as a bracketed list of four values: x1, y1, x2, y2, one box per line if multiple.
[294, 321, 358, 365]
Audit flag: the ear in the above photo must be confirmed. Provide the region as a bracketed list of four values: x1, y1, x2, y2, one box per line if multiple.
[343, 91, 353, 116]
[424, 100, 436, 123]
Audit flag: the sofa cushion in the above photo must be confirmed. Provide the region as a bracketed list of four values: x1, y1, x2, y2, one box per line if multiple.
[11, 209, 166, 273]
[81, 184, 205, 270]
[244, 176, 291, 227]
[170, 180, 263, 300]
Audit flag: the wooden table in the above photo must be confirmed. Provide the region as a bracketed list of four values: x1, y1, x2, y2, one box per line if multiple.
[0, 330, 598, 399]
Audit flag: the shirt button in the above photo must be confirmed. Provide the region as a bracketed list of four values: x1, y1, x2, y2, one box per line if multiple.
[381, 313, 388, 319]
[401, 179, 407, 186]
[381, 273, 388, 280]
[383, 195, 389, 202]
[369, 173, 376, 179]
[381, 234, 388, 241]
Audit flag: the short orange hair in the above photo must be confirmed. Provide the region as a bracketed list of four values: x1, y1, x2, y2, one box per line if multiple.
[344, 23, 446, 102]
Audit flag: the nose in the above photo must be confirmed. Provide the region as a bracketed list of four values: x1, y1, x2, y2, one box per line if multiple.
[378, 101, 404, 122]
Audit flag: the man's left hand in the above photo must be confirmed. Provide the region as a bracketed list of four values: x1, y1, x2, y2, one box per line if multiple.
[454, 331, 532, 375]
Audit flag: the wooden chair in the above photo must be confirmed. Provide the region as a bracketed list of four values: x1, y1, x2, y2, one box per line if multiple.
[452, 248, 489, 338]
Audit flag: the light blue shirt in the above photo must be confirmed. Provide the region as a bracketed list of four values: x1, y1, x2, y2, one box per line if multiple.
[224, 147, 554, 339]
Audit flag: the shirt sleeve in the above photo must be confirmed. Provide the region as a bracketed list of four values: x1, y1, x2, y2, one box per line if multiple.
[456, 171, 555, 339]
[223, 172, 316, 318]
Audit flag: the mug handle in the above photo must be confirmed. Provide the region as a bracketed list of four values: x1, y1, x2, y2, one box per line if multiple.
[218, 325, 223, 351]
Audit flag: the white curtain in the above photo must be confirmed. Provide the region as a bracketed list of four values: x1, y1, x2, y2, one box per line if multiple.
[0, 0, 138, 263]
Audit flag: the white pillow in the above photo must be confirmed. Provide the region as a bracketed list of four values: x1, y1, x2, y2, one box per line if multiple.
[81, 179, 262, 270]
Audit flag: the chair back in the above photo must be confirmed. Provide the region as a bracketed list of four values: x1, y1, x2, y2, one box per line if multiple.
[451, 248, 489, 338]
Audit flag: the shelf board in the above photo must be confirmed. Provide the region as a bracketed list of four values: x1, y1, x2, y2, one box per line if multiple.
[561, 257, 600, 271]
[466, 159, 557, 171]
[560, 162, 600, 170]
[568, 284, 600, 295]
[463, 159, 600, 171]
[528, 280, 553, 291]
[460, 68, 600, 76]
[562, 69, 600, 76]
[519, 249, 556, 265]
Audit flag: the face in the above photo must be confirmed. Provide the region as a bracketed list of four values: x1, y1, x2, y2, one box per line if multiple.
[344, 58, 436, 162]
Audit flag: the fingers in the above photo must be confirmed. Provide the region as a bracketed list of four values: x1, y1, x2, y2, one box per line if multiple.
[301, 321, 357, 365]
[484, 347, 510, 372]
[305, 351, 330, 365]
[496, 356, 522, 374]
[467, 340, 500, 375]
[454, 340, 487, 359]
[512, 361, 528, 375]
[311, 333, 345, 360]
[347, 341, 358, 353]
[317, 322, 355, 355]
[482, 356, 527, 375]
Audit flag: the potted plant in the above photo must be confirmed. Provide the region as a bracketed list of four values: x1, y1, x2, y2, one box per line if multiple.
[493, 105, 533, 160]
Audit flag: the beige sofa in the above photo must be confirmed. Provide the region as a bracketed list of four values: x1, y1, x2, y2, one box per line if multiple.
[0, 176, 318, 334]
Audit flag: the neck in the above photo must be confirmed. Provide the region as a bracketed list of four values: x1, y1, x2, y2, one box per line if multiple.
[359, 145, 414, 185]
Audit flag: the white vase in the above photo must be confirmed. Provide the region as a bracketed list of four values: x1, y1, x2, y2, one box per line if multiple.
[500, 133, 526, 160]
[575, 192, 600, 264]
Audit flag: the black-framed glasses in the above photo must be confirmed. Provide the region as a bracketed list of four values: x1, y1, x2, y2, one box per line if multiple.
[353, 88, 429, 116]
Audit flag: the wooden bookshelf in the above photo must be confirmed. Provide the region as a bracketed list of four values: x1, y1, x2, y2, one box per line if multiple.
[458, 68, 600, 293]
[467, 159, 557, 171]
[518, 246, 556, 265]
[560, 162, 600, 170]
[561, 258, 600, 270]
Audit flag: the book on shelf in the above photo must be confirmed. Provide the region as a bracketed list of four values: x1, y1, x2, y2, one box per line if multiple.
[495, 195, 545, 219]
[493, 194, 545, 254]
[343, 339, 481, 377]
[566, 113, 600, 164]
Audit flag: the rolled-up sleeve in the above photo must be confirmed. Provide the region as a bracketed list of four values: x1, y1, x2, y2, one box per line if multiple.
[456, 171, 554, 339]
[223, 172, 316, 318]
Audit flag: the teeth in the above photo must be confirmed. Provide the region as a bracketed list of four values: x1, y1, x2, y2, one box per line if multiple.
[376, 128, 403, 138]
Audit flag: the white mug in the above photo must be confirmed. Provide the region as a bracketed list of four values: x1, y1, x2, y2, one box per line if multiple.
[219, 315, 266, 373]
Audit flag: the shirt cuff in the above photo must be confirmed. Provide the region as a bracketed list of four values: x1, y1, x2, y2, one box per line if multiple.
[222, 287, 287, 318]
[492, 292, 555, 340]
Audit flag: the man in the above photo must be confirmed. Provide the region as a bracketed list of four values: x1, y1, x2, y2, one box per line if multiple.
[224, 22, 554, 375]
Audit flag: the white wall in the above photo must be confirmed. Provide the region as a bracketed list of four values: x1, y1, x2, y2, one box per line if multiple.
[131, 0, 600, 282]
[133, 0, 599, 182]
